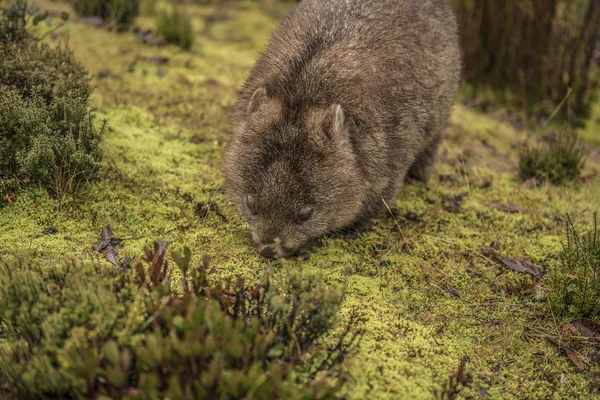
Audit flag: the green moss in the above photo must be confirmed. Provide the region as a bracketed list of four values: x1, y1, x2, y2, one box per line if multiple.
[1, 1, 600, 398]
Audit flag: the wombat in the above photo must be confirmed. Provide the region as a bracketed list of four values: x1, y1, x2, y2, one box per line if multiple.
[222, 0, 461, 258]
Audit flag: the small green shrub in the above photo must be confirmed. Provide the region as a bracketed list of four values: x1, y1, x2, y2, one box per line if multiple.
[518, 127, 586, 185]
[0, 243, 359, 399]
[70, 0, 140, 29]
[157, 7, 194, 50]
[547, 214, 600, 320]
[0, 259, 142, 396]
[0, 4, 103, 195]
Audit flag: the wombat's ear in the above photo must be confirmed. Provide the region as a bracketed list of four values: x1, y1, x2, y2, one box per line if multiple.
[247, 87, 269, 114]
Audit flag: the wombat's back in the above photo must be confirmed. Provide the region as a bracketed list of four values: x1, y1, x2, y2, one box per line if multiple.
[235, 0, 460, 128]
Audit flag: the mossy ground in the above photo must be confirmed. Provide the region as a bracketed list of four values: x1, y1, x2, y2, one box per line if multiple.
[1, 1, 599, 398]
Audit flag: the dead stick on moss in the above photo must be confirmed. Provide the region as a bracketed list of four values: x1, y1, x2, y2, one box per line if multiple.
[543, 87, 573, 127]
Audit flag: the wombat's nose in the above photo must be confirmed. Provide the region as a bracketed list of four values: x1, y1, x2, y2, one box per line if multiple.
[260, 246, 277, 259]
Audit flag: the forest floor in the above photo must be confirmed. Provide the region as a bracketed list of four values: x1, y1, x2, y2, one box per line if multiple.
[1, 1, 599, 399]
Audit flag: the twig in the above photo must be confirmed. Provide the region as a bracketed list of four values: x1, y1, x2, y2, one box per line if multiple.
[543, 87, 573, 127]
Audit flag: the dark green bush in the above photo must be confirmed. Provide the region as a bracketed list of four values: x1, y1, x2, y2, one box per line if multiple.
[0, 243, 359, 399]
[0, 4, 103, 196]
[547, 214, 600, 319]
[157, 7, 194, 50]
[70, 0, 140, 29]
[518, 128, 586, 185]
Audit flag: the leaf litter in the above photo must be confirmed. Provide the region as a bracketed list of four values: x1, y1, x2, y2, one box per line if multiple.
[92, 226, 122, 266]
[566, 348, 586, 370]
[479, 245, 541, 276]
[571, 319, 600, 340]
[545, 320, 600, 370]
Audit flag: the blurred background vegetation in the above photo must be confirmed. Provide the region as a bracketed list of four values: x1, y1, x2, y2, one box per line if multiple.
[448, 0, 600, 128]
[52, 0, 600, 129]
[174, 0, 600, 129]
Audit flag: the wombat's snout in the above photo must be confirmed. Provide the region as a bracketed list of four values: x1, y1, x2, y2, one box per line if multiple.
[256, 236, 294, 259]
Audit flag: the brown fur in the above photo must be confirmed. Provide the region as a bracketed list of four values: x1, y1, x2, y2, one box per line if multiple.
[222, 0, 461, 257]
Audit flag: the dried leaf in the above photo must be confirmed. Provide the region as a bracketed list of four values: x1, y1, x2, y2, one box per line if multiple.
[480, 246, 541, 276]
[566, 348, 586, 370]
[93, 226, 121, 251]
[104, 246, 119, 266]
[572, 319, 600, 338]
[582, 320, 600, 335]
[93, 226, 121, 266]
[486, 203, 521, 213]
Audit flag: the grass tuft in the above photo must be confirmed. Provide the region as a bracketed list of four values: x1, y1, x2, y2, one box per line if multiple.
[157, 7, 194, 51]
[547, 213, 600, 320]
[70, 0, 140, 29]
[518, 127, 586, 185]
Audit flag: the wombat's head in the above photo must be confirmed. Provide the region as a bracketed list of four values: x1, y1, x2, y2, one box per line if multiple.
[223, 87, 366, 258]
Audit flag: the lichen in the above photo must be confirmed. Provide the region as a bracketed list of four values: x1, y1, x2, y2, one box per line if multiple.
[1, 1, 599, 398]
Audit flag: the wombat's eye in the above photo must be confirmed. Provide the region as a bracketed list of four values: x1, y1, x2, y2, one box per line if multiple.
[296, 208, 314, 224]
